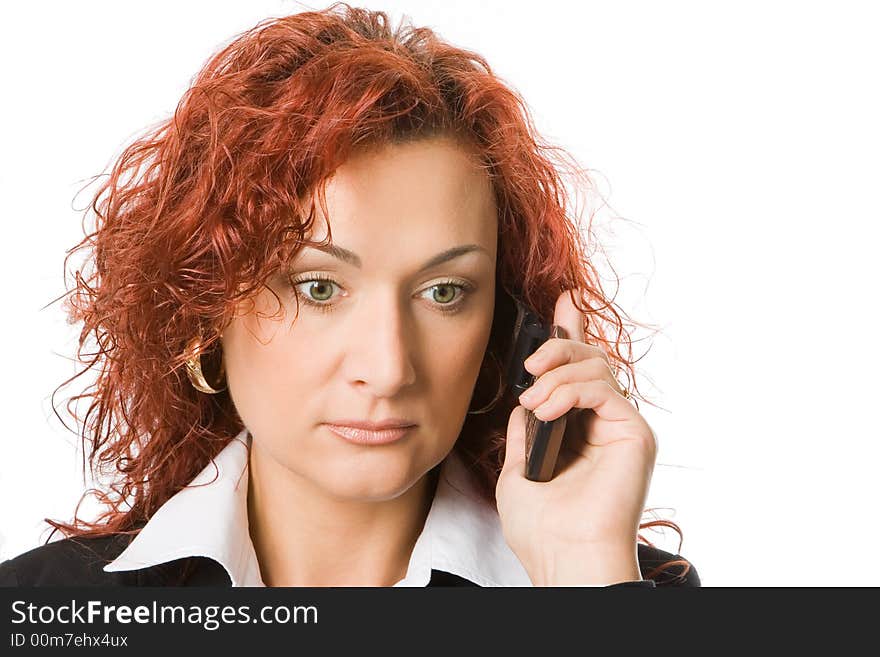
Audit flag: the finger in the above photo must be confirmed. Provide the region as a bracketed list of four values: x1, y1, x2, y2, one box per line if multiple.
[532, 380, 636, 424]
[551, 288, 585, 344]
[524, 338, 610, 376]
[501, 405, 528, 478]
[518, 357, 622, 410]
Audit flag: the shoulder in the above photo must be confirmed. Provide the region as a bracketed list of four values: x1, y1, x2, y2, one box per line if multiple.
[0, 534, 229, 587]
[637, 543, 701, 586]
[0, 533, 138, 586]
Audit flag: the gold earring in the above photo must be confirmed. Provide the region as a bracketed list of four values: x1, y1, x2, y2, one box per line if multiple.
[184, 336, 227, 394]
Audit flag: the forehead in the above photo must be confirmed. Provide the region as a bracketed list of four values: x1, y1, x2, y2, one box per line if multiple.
[305, 137, 498, 258]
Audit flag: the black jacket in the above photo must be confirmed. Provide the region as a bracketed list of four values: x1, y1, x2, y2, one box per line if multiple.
[0, 534, 699, 587]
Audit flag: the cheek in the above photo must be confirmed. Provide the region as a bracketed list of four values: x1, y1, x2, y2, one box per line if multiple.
[221, 312, 319, 435]
[224, 289, 314, 377]
[428, 323, 491, 407]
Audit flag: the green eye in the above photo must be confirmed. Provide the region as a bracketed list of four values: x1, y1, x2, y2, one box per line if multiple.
[431, 284, 458, 304]
[306, 280, 335, 301]
[422, 280, 475, 314]
[289, 276, 339, 307]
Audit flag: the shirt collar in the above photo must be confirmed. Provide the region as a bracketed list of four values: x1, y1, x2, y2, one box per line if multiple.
[103, 428, 532, 587]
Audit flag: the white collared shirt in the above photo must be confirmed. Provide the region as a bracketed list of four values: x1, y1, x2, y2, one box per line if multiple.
[103, 428, 533, 587]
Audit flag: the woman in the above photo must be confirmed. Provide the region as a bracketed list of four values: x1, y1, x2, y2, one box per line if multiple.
[0, 3, 697, 587]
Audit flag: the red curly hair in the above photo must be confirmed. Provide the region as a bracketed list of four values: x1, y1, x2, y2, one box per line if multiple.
[46, 2, 691, 584]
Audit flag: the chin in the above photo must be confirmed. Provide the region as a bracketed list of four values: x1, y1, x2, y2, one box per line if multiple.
[310, 451, 430, 502]
[318, 470, 420, 502]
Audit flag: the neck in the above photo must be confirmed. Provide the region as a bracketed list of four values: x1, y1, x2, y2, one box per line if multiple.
[246, 443, 438, 587]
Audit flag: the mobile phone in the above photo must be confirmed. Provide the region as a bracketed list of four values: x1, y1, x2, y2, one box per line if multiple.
[503, 296, 571, 482]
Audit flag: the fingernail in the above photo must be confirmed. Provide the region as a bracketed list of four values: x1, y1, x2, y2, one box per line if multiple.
[533, 401, 551, 420]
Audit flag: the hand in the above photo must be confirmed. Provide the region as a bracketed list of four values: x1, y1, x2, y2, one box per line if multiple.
[494, 289, 657, 586]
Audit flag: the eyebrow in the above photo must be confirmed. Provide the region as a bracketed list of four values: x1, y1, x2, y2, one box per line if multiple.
[301, 243, 492, 272]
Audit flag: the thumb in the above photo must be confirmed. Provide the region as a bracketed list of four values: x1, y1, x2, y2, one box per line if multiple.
[501, 405, 528, 479]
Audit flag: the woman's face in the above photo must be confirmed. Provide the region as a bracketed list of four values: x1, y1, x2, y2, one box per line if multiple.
[221, 137, 498, 500]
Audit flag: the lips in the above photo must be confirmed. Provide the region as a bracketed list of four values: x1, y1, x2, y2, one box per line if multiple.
[324, 419, 417, 446]
[326, 419, 417, 431]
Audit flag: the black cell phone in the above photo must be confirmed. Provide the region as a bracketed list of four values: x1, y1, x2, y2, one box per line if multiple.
[503, 296, 571, 482]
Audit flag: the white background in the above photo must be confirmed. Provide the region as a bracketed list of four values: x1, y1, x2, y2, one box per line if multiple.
[1, 1, 877, 585]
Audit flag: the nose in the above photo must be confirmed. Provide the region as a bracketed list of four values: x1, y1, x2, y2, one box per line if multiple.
[344, 291, 417, 397]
